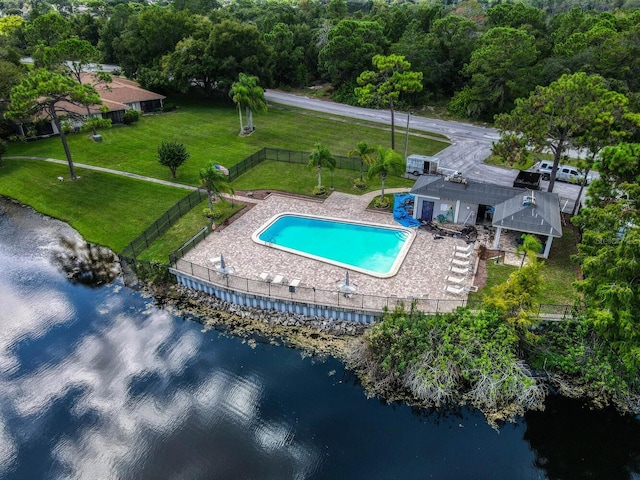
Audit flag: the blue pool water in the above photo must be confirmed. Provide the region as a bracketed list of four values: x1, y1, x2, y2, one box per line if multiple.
[254, 214, 413, 277]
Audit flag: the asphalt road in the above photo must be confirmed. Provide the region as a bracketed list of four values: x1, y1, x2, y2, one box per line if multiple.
[264, 90, 585, 213]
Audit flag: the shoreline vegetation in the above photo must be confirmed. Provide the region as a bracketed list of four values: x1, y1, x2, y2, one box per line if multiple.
[150, 281, 640, 428]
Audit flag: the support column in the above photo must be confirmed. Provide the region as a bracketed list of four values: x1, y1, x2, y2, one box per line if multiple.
[493, 226, 502, 249]
[543, 236, 553, 259]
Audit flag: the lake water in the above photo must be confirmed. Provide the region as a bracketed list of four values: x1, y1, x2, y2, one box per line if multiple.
[1, 198, 639, 480]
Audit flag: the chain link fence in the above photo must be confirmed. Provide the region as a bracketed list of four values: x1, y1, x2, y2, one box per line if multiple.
[120, 188, 208, 260]
[227, 148, 362, 182]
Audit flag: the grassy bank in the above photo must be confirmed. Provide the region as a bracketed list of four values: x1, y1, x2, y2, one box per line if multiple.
[0, 159, 188, 252]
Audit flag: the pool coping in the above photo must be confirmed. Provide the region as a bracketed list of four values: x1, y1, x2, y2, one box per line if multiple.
[251, 212, 417, 279]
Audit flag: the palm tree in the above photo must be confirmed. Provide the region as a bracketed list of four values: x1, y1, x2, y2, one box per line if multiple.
[367, 147, 405, 203]
[199, 162, 235, 210]
[308, 142, 336, 192]
[348, 140, 375, 183]
[229, 73, 267, 134]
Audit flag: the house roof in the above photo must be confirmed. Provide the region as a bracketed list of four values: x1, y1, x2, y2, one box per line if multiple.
[492, 191, 563, 237]
[411, 174, 562, 238]
[80, 73, 165, 111]
[410, 175, 523, 205]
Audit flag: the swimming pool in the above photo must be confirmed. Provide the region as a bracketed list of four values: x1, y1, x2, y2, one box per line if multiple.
[252, 213, 416, 278]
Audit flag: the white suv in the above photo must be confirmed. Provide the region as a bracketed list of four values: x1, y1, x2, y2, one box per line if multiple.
[531, 161, 591, 185]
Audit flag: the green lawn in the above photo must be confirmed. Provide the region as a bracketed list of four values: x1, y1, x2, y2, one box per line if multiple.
[469, 226, 580, 306]
[0, 158, 188, 252]
[230, 160, 414, 195]
[136, 199, 244, 263]
[7, 99, 448, 188]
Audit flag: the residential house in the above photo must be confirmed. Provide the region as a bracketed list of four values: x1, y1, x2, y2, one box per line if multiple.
[13, 74, 165, 137]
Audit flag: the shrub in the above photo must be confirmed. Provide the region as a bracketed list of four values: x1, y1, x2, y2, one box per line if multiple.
[157, 140, 189, 178]
[373, 195, 390, 209]
[353, 178, 367, 190]
[203, 207, 222, 219]
[312, 185, 327, 196]
[123, 109, 140, 124]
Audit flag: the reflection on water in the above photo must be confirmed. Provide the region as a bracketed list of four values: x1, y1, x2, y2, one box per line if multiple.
[1, 197, 639, 480]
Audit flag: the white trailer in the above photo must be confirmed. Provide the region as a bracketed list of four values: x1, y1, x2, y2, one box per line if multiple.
[406, 154, 440, 176]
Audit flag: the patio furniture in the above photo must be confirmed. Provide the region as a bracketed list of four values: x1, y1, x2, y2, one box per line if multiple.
[454, 250, 473, 259]
[447, 275, 466, 285]
[449, 265, 470, 276]
[446, 285, 466, 295]
[208, 256, 222, 265]
[259, 271, 272, 282]
[455, 244, 473, 253]
[451, 258, 470, 268]
[289, 278, 301, 293]
[271, 274, 285, 285]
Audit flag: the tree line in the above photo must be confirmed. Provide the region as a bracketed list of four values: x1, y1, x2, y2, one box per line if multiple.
[2, 0, 640, 122]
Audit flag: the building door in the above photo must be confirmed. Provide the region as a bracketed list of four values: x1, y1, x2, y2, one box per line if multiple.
[421, 201, 434, 221]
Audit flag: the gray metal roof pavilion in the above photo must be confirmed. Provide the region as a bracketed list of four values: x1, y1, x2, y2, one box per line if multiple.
[410, 175, 562, 238]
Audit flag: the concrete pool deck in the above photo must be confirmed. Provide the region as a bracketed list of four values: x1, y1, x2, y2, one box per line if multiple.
[180, 190, 476, 303]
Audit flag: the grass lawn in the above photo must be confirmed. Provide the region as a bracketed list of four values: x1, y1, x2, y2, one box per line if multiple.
[137, 199, 244, 263]
[7, 99, 448, 188]
[469, 225, 580, 306]
[230, 160, 415, 195]
[0, 158, 188, 252]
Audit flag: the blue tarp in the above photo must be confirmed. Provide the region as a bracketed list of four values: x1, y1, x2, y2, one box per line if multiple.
[393, 193, 421, 228]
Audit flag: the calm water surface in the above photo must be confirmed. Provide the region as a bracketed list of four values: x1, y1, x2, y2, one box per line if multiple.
[1, 199, 639, 480]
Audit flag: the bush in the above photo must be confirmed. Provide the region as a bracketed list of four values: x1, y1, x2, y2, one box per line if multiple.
[158, 140, 189, 178]
[312, 185, 327, 196]
[353, 178, 367, 190]
[373, 195, 390, 209]
[203, 207, 222, 219]
[0, 120, 16, 140]
[123, 109, 140, 124]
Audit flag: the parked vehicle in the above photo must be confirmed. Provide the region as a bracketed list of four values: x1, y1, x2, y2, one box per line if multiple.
[513, 171, 541, 190]
[531, 161, 591, 184]
[531, 160, 554, 180]
[556, 165, 591, 185]
[406, 154, 440, 176]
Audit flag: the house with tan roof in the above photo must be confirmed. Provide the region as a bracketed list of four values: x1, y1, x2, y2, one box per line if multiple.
[85, 74, 166, 124]
[14, 74, 166, 137]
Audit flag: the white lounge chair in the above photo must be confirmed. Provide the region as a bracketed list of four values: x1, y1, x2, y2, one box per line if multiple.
[208, 256, 222, 265]
[451, 258, 470, 268]
[446, 275, 466, 285]
[446, 285, 466, 295]
[455, 244, 473, 253]
[259, 271, 272, 282]
[454, 250, 473, 259]
[288, 278, 301, 293]
[449, 265, 469, 276]
[271, 274, 285, 285]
